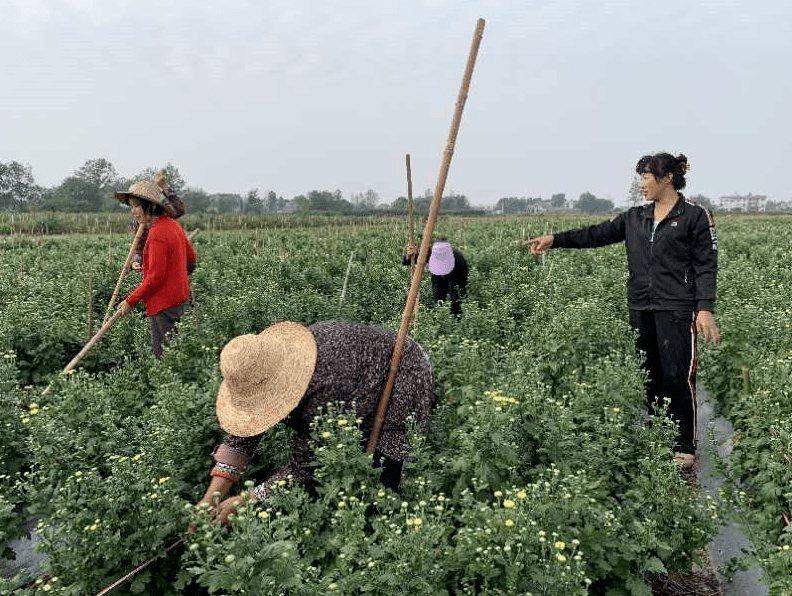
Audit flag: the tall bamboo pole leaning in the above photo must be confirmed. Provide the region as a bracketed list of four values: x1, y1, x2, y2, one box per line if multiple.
[103, 223, 147, 325]
[405, 154, 419, 328]
[367, 17, 485, 454]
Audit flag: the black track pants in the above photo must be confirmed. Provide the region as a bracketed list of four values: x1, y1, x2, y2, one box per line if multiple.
[431, 275, 466, 316]
[629, 309, 698, 454]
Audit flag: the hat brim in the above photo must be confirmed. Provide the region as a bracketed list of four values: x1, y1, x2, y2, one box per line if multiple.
[114, 192, 134, 205]
[115, 192, 176, 217]
[215, 322, 318, 437]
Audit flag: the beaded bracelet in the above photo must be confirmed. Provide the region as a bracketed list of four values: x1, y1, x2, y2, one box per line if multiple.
[209, 466, 240, 482]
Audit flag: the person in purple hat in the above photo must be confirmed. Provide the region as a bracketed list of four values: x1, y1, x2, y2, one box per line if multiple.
[404, 238, 469, 316]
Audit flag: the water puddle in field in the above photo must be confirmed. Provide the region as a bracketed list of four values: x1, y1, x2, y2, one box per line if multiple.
[697, 387, 768, 596]
[0, 515, 48, 581]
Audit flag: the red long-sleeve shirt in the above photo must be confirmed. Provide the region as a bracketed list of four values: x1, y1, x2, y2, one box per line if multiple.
[125, 217, 197, 316]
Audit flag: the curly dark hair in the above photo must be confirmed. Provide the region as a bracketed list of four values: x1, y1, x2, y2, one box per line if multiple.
[635, 153, 689, 190]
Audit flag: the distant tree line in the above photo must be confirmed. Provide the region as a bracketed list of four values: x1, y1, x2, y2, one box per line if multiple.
[0, 158, 759, 216]
[0, 159, 483, 215]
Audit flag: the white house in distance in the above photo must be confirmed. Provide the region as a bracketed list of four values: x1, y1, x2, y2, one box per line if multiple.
[717, 193, 767, 212]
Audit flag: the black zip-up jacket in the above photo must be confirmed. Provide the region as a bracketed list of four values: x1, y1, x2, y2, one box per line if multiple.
[552, 196, 717, 311]
[402, 247, 469, 287]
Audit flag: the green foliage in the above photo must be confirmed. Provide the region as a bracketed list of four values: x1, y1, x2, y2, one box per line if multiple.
[698, 216, 792, 593]
[0, 215, 725, 594]
[0, 161, 41, 212]
[575, 192, 614, 213]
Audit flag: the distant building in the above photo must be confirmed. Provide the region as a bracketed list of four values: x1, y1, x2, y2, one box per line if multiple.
[717, 194, 767, 212]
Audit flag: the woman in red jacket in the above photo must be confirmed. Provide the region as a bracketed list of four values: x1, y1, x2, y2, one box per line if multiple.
[115, 179, 197, 358]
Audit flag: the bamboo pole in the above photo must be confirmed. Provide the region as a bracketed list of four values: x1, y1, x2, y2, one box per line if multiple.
[103, 223, 147, 325]
[41, 308, 125, 396]
[367, 17, 485, 454]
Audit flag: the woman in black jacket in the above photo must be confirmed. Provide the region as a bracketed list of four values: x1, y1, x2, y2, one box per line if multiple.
[527, 153, 720, 468]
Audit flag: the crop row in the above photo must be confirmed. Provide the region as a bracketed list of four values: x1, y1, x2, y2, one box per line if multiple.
[698, 216, 792, 593]
[1, 216, 723, 595]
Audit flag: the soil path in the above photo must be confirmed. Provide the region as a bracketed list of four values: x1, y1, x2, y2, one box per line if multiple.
[697, 386, 768, 596]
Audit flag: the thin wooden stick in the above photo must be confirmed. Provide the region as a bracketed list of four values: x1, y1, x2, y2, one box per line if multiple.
[406, 154, 419, 328]
[86, 271, 94, 342]
[339, 251, 354, 304]
[367, 17, 485, 454]
[103, 223, 147, 325]
[93, 537, 185, 596]
[41, 308, 125, 396]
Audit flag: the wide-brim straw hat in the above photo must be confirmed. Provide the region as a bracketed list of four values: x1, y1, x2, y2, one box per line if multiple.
[115, 180, 175, 217]
[215, 321, 318, 437]
[427, 241, 455, 275]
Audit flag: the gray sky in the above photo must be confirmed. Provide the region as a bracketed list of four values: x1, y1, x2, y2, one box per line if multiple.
[2, 0, 791, 207]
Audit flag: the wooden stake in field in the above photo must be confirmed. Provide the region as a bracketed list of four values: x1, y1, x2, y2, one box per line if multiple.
[41, 308, 125, 396]
[86, 271, 95, 342]
[186, 227, 201, 311]
[339, 251, 354, 304]
[103, 223, 147, 325]
[367, 17, 485, 454]
[406, 154, 419, 328]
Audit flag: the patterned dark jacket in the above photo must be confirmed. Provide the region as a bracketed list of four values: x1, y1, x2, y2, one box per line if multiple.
[211, 321, 435, 500]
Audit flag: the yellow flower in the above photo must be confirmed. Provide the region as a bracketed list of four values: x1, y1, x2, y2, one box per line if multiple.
[554, 541, 565, 550]
[556, 553, 566, 562]
[21, 417, 30, 424]
[321, 431, 331, 439]
[503, 499, 516, 509]
[42, 585, 52, 592]
[494, 491, 503, 498]
[504, 519, 514, 527]
[159, 477, 170, 484]
[516, 490, 527, 499]
[336, 418, 348, 426]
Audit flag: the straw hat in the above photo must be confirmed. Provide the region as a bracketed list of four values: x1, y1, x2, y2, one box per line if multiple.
[427, 241, 455, 275]
[115, 180, 175, 216]
[215, 321, 318, 437]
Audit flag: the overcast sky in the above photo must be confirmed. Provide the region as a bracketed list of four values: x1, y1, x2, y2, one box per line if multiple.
[2, 0, 791, 207]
